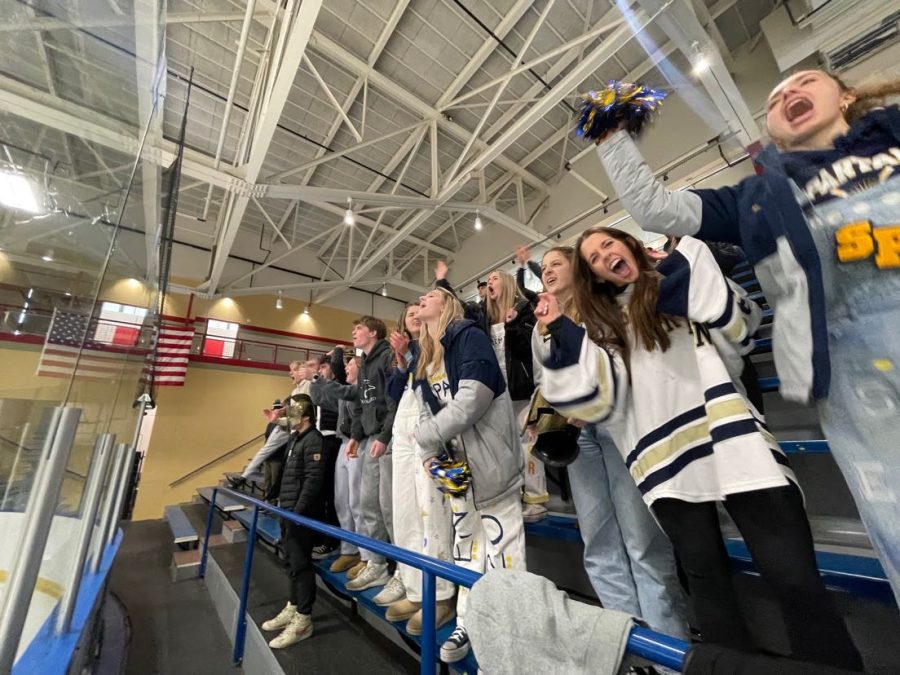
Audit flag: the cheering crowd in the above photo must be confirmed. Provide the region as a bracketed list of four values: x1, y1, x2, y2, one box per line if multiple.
[228, 68, 900, 671]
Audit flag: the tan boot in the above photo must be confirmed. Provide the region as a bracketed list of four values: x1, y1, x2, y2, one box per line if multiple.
[330, 554, 360, 573]
[385, 598, 421, 622]
[405, 598, 456, 636]
[346, 560, 367, 580]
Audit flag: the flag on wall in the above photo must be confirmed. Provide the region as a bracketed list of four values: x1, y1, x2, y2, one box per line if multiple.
[151, 324, 194, 386]
[36, 309, 127, 380]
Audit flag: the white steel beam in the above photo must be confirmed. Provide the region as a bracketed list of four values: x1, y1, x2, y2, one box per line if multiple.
[302, 53, 362, 142]
[133, 0, 165, 283]
[272, 0, 409, 186]
[0, 11, 276, 33]
[206, 0, 323, 294]
[314, 12, 646, 305]
[307, 32, 547, 191]
[633, 0, 758, 144]
[436, 0, 533, 108]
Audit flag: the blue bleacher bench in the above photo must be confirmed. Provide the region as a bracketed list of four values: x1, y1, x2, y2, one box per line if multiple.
[233, 508, 281, 545]
[197, 486, 245, 513]
[164, 504, 198, 546]
[725, 538, 892, 604]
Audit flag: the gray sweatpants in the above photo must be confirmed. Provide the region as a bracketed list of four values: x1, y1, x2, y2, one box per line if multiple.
[359, 436, 393, 565]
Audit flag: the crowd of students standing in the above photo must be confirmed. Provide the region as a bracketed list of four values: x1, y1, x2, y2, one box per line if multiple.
[232, 68, 899, 672]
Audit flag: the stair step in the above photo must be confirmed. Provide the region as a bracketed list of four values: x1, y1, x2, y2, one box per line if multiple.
[171, 549, 201, 582]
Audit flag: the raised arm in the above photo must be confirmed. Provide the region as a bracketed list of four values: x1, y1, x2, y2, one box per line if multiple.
[597, 130, 741, 245]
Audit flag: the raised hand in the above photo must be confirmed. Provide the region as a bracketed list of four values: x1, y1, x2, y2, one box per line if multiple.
[534, 292, 562, 326]
[514, 245, 530, 267]
[389, 330, 410, 365]
[435, 260, 449, 281]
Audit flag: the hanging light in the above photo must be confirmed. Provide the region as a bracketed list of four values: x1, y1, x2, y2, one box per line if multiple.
[690, 41, 711, 76]
[275, 290, 283, 310]
[381, 284, 388, 297]
[302, 305, 310, 315]
[344, 197, 355, 226]
[42, 249, 54, 262]
[474, 211, 483, 231]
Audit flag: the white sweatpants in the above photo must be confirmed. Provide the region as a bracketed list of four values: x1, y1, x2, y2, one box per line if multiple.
[393, 389, 455, 602]
[513, 399, 548, 504]
[450, 490, 526, 627]
[334, 438, 366, 557]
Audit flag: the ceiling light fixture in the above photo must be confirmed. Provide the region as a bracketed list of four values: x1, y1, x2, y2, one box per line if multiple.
[302, 305, 310, 315]
[690, 41, 711, 76]
[275, 290, 283, 310]
[0, 172, 42, 214]
[381, 284, 388, 297]
[474, 211, 483, 231]
[344, 197, 355, 226]
[42, 249, 54, 262]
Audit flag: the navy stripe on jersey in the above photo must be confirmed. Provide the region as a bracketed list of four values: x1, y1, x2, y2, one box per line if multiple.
[708, 290, 734, 329]
[709, 418, 760, 445]
[638, 442, 714, 495]
[627, 403, 707, 467]
[704, 382, 738, 402]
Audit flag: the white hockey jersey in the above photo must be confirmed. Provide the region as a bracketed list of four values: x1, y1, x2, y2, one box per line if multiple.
[540, 237, 796, 505]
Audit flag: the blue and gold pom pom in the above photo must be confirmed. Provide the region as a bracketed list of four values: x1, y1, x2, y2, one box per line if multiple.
[576, 80, 668, 141]
[426, 453, 471, 496]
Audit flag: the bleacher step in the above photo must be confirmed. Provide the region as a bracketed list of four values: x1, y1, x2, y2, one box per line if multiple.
[171, 549, 201, 582]
[164, 504, 199, 546]
[223, 519, 248, 544]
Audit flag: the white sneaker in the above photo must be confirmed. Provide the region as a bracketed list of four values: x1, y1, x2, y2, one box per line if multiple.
[373, 575, 406, 606]
[269, 613, 312, 649]
[440, 625, 470, 663]
[522, 502, 548, 523]
[261, 601, 297, 631]
[345, 562, 390, 591]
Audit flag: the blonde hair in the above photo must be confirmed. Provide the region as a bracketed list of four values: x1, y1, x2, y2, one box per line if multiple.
[485, 270, 522, 324]
[289, 360, 303, 370]
[415, 289, 464, 380]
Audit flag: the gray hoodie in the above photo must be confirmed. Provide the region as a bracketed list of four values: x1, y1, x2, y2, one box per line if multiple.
[467, 570, 635, 675]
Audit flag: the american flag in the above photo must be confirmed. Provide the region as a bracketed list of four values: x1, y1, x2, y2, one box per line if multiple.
[150, 324, 194, 386]
[36, 309, 131, 380]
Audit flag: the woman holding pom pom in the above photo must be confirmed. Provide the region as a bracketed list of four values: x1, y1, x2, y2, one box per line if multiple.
[536, 227, 861, 668]
[413, 287, 526, 664]
[589, 70, 900, 606]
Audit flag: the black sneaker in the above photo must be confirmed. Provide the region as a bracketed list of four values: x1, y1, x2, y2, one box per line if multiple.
[226, 475, 246, 489]
[311, 544, 337, 560]
[440, 626, 469, 663]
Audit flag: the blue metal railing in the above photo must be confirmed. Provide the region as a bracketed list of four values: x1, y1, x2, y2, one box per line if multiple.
[200, 487, 690, 673]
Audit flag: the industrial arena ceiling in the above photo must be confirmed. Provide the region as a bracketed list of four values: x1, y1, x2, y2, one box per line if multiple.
[0, 0, 786, 304]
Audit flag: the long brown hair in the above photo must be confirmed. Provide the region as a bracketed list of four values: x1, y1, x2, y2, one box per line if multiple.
[397, 303, 418, 340]
[415, 289, 465, 380]
[539, 246, 576, 335]
[831, 73, 900, 125]
[572, 227, 678, 365]
[485, 269, 522, 324]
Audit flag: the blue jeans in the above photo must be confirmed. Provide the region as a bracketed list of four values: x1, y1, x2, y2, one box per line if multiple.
[570, 423, 690, 639]
[818, 298, 900, 606]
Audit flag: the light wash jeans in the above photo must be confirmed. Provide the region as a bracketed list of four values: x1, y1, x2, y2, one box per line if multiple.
[817, 299, 900, 606]
[570, 423, 690, 639]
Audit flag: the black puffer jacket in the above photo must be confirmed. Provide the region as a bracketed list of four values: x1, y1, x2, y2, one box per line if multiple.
[278, 427, 326, 516]
[482, 299, 536, 401]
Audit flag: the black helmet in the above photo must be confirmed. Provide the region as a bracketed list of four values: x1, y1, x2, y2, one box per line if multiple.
[526, 390, 580, 467]
[532, 424, 581, 467]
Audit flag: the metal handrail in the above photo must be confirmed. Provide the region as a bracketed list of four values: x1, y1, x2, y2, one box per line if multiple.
[168, 433, 265, 488]
[200, 487, 689, 673]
